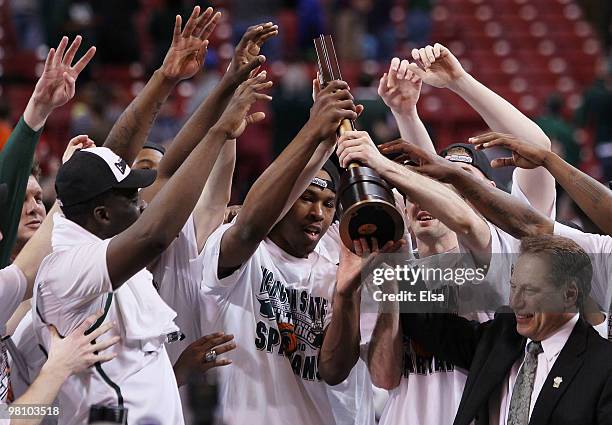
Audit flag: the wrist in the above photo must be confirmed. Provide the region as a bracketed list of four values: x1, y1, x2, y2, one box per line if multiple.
[155, 68, 181, 87]
[23, 96, 51, 131]
[447, 71, 473, 94]
[41, 362, 71, 383]
[210, 123, 233, 140]
[541, 150, 559, 169]
[392, 106, 418, 120]
[335, 283, 361, 301]
[300, 121, 325, 144]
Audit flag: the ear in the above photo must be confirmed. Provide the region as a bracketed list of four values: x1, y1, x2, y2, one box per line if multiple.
[92, 205, 110, 225]
[564, 281, 579, 310]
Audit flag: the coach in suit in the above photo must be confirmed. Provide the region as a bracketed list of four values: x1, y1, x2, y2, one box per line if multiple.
[401, 235, 612, 425]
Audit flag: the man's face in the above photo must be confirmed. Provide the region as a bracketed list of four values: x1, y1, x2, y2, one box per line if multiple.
[509, 253, 576, 341]
[99, 188, 142, 238]
[269, 170, 336, 258]
[16, 176, 46, 246]
[132, 148, 163, 171]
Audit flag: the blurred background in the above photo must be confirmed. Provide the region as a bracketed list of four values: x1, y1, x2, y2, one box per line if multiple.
[0, 0, 610, 230]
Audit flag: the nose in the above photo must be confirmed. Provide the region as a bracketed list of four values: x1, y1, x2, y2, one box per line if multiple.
[509, 288, 525, 311]
[309, 202, 324, 221]
[24, 197, 38, 215]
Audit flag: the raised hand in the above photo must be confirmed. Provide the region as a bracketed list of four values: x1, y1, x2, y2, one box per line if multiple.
[379, 139, 460, 182]
[226, 22, 278, 84]
[336, 130, 387, 170]
[216, 70, 273, 139]
[173, 332, 235, 387]
[24, 35, 96, 130]
[305, 80, 358, 141]
[378, 57, 423, 115]
[469, 132, 548, 169]
[336, 237, 404, 297]
[405, 43, 467, 89]
[62, 134, 95, 164]
[161, 6, 221, 81]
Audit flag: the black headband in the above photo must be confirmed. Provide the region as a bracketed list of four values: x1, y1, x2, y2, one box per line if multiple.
[310, 177, 336, 193]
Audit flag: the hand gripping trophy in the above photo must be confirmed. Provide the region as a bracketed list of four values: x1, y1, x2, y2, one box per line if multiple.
[314, 35, 404, 251]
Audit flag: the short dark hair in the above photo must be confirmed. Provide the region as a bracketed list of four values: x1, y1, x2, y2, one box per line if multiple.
[31, 160, 41, 180]
[519, 235, 592, 310]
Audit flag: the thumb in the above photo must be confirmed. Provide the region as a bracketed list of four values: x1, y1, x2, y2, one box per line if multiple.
[240, 55, 266, 80]
[406, 63, 426, 79]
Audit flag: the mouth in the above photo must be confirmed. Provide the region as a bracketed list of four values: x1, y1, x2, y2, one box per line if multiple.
[416, 210, 436, 223]
[25, 220, 42, 229]
[302, 224, 322, 241]
[515, 313, 534, 324]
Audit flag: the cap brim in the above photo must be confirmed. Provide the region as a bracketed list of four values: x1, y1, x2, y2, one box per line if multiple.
[115, 168, 157, 190]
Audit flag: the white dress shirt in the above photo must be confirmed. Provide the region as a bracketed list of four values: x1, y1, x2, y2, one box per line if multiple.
[496, 314, 579, 425]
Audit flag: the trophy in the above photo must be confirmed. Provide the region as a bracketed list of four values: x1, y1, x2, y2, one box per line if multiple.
[314, 35, 404, 251]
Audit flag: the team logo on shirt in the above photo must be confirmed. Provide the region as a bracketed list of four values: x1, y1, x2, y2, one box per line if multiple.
[402, 336, 454, 376]
[254, 267, 329, 381]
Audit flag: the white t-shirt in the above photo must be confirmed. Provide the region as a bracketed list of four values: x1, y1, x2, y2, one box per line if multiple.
[200, 223, 374, 425]
[378, 169, 553, 425]
[0, 264, 27, 404]
[33, 217, 184, 425]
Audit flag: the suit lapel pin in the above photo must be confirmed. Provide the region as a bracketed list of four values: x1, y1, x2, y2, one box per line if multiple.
[553, 376, 563, 388]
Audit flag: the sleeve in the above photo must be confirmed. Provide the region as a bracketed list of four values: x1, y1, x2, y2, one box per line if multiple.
[510, 168, 556, 220]
[0, 265, 27, 331]
[200, 223, 254, 292]
[43, 240, 113, 301]
[553, 222, 612, 312]
[0, 117, 43, 267]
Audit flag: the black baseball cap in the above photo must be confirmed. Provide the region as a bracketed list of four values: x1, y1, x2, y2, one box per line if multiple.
[439, 143, 495, 182]
[56, 147, 156, 207]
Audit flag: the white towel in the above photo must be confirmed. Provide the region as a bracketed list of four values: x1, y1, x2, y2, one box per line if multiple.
[52, 213, 179, 351]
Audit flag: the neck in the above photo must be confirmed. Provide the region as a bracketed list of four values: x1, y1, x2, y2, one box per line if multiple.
[268, 231, 309, 258]
[416, 232, 459, 258]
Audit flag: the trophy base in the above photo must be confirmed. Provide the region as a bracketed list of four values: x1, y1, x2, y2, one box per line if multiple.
[338, 199, 405, 251]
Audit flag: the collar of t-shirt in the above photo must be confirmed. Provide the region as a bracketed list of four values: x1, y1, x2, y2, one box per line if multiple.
[51, 213, 179, 349]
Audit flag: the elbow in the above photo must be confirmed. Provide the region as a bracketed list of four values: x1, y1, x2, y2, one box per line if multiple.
[370, 371, 401, 390]
[319, 364, 351, 386]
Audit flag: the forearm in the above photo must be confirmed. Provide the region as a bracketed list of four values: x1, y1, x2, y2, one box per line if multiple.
[544, 152, 612, 235]
[281, 139, 336, 220]
[380, 159, 489, 249]
[103, 70, 176, 164]
[0, 118, 43, 267]
[393, 109, 436, 154]
[451, 167, 554, 238]
[109, 128, 228, 286]
[158, 77, 236, 181]
[11, 366, 68, 425]
[14, 203, 60, 298]
[195, 140, 236, 251]
[449, 73, 555, 214]
[230, 125, 321, 246]
[368, 311, 403, 390]
[319, 291, 361, 385]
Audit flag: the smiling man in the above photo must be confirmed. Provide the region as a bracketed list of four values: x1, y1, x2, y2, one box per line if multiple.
[401, 235, 612, 425]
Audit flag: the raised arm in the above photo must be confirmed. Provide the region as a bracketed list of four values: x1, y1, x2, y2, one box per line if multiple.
[140, 22, 275, 204]
[320, 238, 403, 385]
[217, 80, 358, 276]
[391, 142, 554, 239]
[408, 43, 555, 215]
[103, 6, 217, 164]
[337, 134, 491, 256]
[0, 36, 95, 266]
[377, 57, 435, 153]
[470, 132, 612, 236]
[107, 73, 271, 288]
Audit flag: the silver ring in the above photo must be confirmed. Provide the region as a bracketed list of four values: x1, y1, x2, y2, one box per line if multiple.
[204, 349, 217, 363]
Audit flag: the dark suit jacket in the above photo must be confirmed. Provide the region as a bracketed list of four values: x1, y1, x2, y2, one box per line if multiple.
[401, 310, 612, 425]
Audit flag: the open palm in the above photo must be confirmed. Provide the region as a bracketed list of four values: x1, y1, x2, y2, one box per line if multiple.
[33, 35, 96, 110]
[161, 6, 221, 81]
